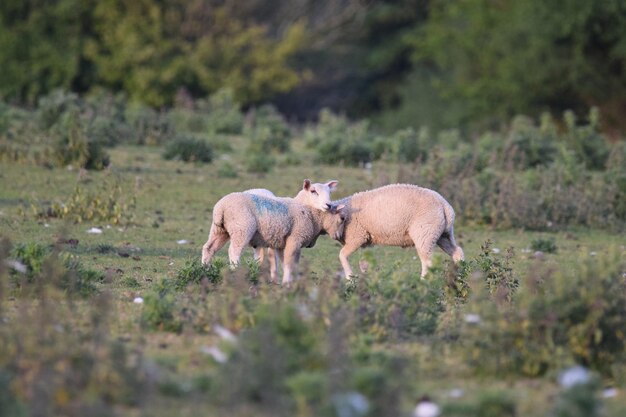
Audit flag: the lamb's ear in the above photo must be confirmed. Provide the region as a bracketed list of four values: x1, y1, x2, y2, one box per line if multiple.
[303, 179, 311, 191]
[326, 180, 338, 191]
[335, 204, 346, 213]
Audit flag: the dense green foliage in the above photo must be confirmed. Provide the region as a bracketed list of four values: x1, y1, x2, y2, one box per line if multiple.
[0, 0, 305, 107]
[2, 0, 626, 130]
[414, 0, 626, 126]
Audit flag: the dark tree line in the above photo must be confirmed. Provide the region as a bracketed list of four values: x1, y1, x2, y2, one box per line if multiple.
[1, 0, 625, 130]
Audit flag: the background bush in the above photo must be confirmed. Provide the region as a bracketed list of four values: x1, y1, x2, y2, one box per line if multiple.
[163, 136, 214, 163]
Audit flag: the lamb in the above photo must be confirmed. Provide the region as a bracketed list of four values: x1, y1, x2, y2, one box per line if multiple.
[332, 184, 464, 278]
[244, 180, 338, 282]
[201, 192, 346, 284]
[244, 188, 280, 278]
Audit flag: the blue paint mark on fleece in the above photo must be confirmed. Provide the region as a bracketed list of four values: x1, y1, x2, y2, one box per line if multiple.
[250, 194, 288, 216]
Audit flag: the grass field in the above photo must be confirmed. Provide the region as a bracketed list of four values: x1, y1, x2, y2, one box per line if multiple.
[1, 143, 625, 417]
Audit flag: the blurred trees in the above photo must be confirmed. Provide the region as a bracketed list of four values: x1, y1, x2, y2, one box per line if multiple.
[0, 0, 306, 107]
[0, 0, 97, 101]
[412, 0, 626, 129]
[1, 0, 626, 130]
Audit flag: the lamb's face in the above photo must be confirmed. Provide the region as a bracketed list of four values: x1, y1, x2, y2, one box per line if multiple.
[297, 179, 338, 212]
[323, 204, 347, 241]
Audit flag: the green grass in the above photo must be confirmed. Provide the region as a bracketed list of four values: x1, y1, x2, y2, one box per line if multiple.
[1, 143, 625, 416]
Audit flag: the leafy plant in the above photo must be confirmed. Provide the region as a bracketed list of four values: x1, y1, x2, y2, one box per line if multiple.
[31, 178, 135, 224]
[459, 249, 626, 377]
[9, 242, 103, 297]
[142, 279, 181, 332]
[125, 105, 174, 145]
[476, 240, 519, 302]
[217, 161, 238, 178]
[244, 104, 291, 153]
[10, 242, 49, 282]
[52, 110, 110, 170]
[530, 237, 558, 254]
[201, 89, 245, 135]
[245, 141, 276, 173]
[162, 136, 213, 163]
[305, 109, 379, 166]
[175, 258, 226, 290]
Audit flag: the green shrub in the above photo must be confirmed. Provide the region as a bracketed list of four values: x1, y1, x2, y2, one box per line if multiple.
[345, 264, 448, 340]
[217, 161, 238, 178]
[125, 104, 174, 145]
[163, 136, 213, 163]
[52, 111, 110, 170]
[551, 380, 601, 417]
[142, 279, 181, 332]
[443, 390, 517, 417]
[37, 89, 81, 130]
[458, 249, 626, 377]
[562, 108, 609, 171]
[245, 141, 275, 173]
[503, 115, 558, 169]
[244, 104, 292, 153]
[96, 243, 116, 254]
[389, 127, 428, 162]
[31, 178, 135, 225]
[167, 108, 208, 134]
[0, 370, 27, 417]
[305, 109, 379, 166]
[201, 89, 244, 135]
[9, 243, 103, 297]
[530, 237, 558, 253]
[60, 254, 104, 297]
[0, 247, 148, 416]
[10, 242, 48, 283]
[216, 302, 324, 410]
[475, 240, 519, 302]
[175, 258, 226, 290]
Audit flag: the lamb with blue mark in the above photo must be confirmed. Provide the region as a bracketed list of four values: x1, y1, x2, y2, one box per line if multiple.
[250, 194, 289, 216]
[242, 181, 340, 282]
[201, 189, 346, 284]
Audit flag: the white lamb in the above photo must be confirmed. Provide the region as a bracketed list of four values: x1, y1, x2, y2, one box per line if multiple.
[244, 180, 338, 282]
[201, 192, 346, 284]
[333, 184, 464, 278]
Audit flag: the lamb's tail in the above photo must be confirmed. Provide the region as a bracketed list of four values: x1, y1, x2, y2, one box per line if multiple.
[212, 201, 226, 229]
[439, 201, 464, 263]
[441, 201, 456, 235]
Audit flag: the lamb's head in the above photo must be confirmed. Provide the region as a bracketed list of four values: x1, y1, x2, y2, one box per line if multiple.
[295, 179, 338, 212]
[321, 204, 347, 241]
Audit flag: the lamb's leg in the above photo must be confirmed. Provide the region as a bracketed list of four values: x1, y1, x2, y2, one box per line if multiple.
[253, 247, 265, 263]
[267, 248, 279, 283]
[201, 226, 229, 265]
[410, 226, 441, 279]
[228, 228, 256, 268]
[339, 241, 362, 279]
[281, 242, 301, 285]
